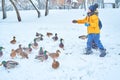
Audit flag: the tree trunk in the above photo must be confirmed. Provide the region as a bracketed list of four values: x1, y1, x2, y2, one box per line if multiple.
[2, 0, 7, 19]
[84, 0, 86, 11]
[9, 0, 21, 22]
[92, 0, 95, 5]
[101, 0, 104, 8]
[29, 0, 41, 18]
[45, 0, 49, 16]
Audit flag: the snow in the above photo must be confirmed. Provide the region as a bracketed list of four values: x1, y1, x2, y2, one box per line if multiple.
[72, 0, 78, 3]
[0, 9, 120, 80]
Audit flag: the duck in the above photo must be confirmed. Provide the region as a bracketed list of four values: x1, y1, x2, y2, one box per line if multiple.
[10, 36, 16, 44]
[0, 47, 4, 57]
[40, 34, 44, 41]
[35, 50, 48, 62]
[78, 35, 87, 40]
[36, 32, 40, 37]
[47, 50, 61, 59]
[0, 60, 19, 69]
[46, 32, 53, 37]
[35, 55, 44, 61]
[15, 44, 23, 55]
[43, 50, 48, 60]
[36, 32, 43, 37]
[23, 43, 32, 54]
[52, 33, 58, 41]
[38, 47, 44, 55]
[52, 59, 60, 69]
[59, 38, 64, 50]
[20, 51, 29, 59]
[31, 38, 38, 50]
[10, 49, 16, 59]
[35, 34, 44, 42]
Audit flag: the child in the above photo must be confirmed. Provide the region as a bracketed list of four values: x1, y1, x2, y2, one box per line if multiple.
[72, 4, 106, 57]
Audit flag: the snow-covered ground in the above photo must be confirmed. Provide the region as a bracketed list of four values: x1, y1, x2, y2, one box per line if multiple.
[0, 9, 120, 80]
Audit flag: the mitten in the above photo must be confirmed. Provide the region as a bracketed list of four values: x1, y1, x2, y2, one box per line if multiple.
[72, 20, 77, 23]
[85, 23, 90, 27]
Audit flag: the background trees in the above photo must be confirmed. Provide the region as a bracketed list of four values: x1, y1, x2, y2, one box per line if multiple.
[0, 0, 120, 11]
[1, 0, 41, 22]
[0, 0, 120, 21]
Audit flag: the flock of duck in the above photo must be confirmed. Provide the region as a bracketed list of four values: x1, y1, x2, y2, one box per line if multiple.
[0, 32, 64, 69]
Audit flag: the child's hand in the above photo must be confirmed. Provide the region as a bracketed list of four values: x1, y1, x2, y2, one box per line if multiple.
[72, 20, 77, 23]
[85, 23, 90, 27]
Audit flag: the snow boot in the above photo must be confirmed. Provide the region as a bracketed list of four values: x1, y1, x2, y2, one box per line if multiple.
[85, 48, 93, 55]
[99, 49, 106, 57]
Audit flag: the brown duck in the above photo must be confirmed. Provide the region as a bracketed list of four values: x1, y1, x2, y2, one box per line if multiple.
[20, 51, 29, 59]
[46, 32, 53, 37]
[10, 36, 16, 44]
[52, 59, 60, 69]
[15, 44, 23, 55]
[10, 49, 16, 59]
[47, 50, 61, 59]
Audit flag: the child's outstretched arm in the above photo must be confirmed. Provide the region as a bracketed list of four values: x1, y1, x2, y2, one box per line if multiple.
[72, 17, 87, 24]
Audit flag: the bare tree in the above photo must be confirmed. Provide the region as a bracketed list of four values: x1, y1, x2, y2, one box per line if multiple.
[2, 0, 7, 19]
[9, 0, 21, 22]
[45, 0, 49, 16]
[84, 0, 86, 11]
[77, 0, 86, 10]
[101, 0, 104, 8]
[29, 0, 41, 18]
[1, 0, 41, 22]
[116, 0, 120, 8]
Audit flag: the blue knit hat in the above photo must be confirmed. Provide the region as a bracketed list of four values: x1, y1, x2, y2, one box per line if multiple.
[94, 3, 98, 8]
[89, 5, 96, 12]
